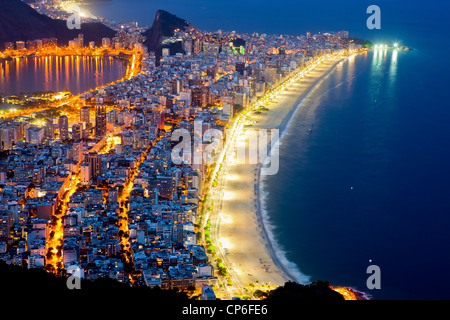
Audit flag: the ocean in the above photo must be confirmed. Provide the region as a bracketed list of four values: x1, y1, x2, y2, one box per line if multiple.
[262, 41, 450, 299]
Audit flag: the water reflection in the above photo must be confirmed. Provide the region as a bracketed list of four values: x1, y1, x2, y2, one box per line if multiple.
[389, 49, 398, 84]
[0, 55, 126, 95]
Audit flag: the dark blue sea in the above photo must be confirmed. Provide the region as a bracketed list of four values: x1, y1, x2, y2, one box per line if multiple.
[263, 39, 450, 299]
[84, 0, 450, 299]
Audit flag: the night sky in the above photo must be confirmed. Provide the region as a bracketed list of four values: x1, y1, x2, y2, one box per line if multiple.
[86, 0, 450, 44]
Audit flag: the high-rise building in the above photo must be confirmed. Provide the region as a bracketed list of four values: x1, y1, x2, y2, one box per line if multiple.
[26, 40, 37, 50]
[15, 41, 25, 50]
[78, 33, 84, 47]
[180, 91, 192, 107]
[191, 87, 209, 108]
[106, 109, 118, 123]
[80, 106, 90, 125]
[72, 123, 82, 140]
[72, 140, 84, 163]
[26, 126, 45, 144]
[194, 38, 202, 54]
[1, 127, 14, 150]
[264, 67, 278, 86]
[95, 105, 107, 137]
[12, 122, 25, 142]
[149, 175, 176, 200]
[202, 87, 210, 107]
[86, 152, 101, 181]
[80, 162, 91, 185]
[235, 62, 245, 75]
[0, 212, 12, 238]
[182, 39, 193, 55]
[58, 115, 69, 140]
[222, 102, 233, 116]
[108, 187, 118, 203]
[191, 87, 203, 107]
[201, 286, 216, 300]
[172, 80, 181, 94]
[102, 37, 111, 48]
[84, 189, 103, 205]
[68, 40, 77, 48]
[234, 92, 248, 108]
[206, 66, 216, 78]
[44, 122, 55, 139]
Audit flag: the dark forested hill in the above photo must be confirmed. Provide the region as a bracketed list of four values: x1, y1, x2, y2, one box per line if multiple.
[0, 0, 115, 47]
[142, 10, 190, 58]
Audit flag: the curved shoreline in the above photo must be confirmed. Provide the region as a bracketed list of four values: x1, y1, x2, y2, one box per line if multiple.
[255, 164, 302, 283]
[217, 54, 356, 293]
[255, 55, 350, 284]
[277, 57, 347, 139]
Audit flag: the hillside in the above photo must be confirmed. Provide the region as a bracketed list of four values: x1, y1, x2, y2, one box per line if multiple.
[0, 260, 189, 302]
[142, 9, 190, 58]
[0, 0, 116, 47]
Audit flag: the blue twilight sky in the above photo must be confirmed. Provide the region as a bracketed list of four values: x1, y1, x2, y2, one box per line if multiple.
[86, 0, 450, 45]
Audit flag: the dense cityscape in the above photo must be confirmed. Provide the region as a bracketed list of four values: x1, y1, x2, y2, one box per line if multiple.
[0, 0, 364, 301]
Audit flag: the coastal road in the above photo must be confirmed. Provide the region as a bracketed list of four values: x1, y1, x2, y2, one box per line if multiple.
[203, 52, 359, 298]
[209, 121, 248, 299]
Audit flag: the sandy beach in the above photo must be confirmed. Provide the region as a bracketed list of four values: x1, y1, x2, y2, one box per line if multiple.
[214, 54, 352, 295]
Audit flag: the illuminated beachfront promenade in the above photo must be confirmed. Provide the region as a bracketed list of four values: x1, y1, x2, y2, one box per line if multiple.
[200, 51, 364, 299]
